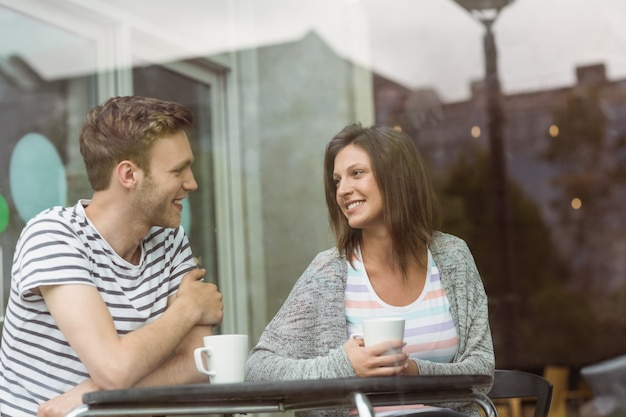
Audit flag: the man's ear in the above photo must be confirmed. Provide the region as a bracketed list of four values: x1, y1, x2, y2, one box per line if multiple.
[116, 160, 141, 189]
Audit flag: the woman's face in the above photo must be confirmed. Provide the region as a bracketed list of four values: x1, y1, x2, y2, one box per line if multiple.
[333, 144, 384, 232]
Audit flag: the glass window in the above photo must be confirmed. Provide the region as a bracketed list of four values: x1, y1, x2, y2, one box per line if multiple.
[0, 6, 97, 321]
[133, 64, 218, 284]
[2, 0, 626, 376]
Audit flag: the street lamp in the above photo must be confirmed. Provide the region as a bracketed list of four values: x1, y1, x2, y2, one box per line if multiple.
[453, 0, 518, 368]
[455, 0, 513, 16]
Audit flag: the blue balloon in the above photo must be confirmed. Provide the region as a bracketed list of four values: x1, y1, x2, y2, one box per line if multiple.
[10, 133, 67, 223]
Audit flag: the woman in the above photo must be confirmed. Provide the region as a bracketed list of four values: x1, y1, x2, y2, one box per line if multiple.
[245, 123, 494, 417]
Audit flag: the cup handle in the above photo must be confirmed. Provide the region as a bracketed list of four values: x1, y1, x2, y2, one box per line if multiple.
[194, 347, 217, 377]
[350, 333, 363, 340]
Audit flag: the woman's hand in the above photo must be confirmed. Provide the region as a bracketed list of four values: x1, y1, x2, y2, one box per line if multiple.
[343, 337, 409, 377]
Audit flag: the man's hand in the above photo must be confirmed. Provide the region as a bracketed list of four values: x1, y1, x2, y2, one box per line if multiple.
[176, 268, 223, 326]
[343, 337, 409, 377]
[37, 379, 98, 417]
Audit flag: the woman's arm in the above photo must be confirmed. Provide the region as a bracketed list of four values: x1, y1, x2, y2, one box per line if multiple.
[246, 249, 356, 381]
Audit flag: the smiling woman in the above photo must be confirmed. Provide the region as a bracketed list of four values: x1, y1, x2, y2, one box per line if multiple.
[246, 123, 494, 417]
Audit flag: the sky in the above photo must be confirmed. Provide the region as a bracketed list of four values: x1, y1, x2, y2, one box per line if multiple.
[103, 0, 626, 101]
[2, 0, 626, 102]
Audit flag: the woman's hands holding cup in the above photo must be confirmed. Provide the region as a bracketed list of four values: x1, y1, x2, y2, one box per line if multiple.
[343, 337, 409, 377]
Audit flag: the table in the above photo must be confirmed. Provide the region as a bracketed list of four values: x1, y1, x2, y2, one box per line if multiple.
[66, 375, 496, 417]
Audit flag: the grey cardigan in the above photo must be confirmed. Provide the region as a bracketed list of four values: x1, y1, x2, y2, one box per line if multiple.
[245, 232, 495, 417]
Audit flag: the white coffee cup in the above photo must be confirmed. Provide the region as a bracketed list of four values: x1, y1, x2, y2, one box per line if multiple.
[194, 334, 249, 383]
[351, 317, 405, 354]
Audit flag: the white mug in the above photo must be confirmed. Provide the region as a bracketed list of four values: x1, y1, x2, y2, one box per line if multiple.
[194, 334, 249, 383]
[351, 317, 405, 354]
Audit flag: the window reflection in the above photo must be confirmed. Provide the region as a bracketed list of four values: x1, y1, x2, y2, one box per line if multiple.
[0, 6, 97, 322]
[9, 133, 67, 222]
[378, 57, 626, 368]
[133, 64, 217, 284]
[1, 0, 626, 376]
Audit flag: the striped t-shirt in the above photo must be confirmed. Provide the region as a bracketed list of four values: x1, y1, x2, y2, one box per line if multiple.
[345, 248, 459, 363]
[0, 201, 196, 417]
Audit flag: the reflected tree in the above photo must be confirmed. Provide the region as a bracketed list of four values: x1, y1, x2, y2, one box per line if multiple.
[544, 86, 626, 291]
[541, 85, 626, 364]
[435, 146, 598, 368]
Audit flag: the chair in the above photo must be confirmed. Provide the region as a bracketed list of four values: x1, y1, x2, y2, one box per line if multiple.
[543, 365, 591, 417]
[488, 370, 553, 417]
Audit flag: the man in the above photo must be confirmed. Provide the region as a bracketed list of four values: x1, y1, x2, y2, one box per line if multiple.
[0, 96, 223, 417]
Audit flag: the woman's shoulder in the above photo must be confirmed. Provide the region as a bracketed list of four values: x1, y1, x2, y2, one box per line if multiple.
[291, 247, 347, 291]
[302, 247, 346, 275]
[314, 246, 342, 259]
[430, 231, 477, 271]
[431, 231, 469, 252]
[308, 247, 345, 270]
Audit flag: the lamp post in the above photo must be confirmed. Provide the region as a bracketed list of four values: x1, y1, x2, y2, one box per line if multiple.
[454, 0, 518, 368]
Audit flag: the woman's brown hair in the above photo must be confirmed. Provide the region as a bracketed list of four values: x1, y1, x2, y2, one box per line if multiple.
[323, 123, 442, 278]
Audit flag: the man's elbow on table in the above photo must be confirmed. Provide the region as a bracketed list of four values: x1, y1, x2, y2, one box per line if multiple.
[89, 360, 139, 391]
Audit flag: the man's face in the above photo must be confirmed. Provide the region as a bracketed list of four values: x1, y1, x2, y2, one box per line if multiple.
[133, 131, 198, 229]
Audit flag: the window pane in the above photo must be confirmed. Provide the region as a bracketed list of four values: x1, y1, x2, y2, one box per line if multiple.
[133, 64, 217, 283]
[0, 6, 96, 322]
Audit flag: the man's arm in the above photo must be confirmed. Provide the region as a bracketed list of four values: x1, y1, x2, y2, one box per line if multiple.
[103, 292, 214, 386]
[134, 288, 215, 386]
[135, 324, 214, 386]
[37, 324, 212, 417]
[40, 268, 222, 391]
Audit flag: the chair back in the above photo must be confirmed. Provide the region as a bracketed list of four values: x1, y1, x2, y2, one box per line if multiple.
[488, 370, 553, 417]
[542, 365, 569, 417]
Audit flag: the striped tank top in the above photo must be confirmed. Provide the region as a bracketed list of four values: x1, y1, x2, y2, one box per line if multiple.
[345, 247, 458, 362]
